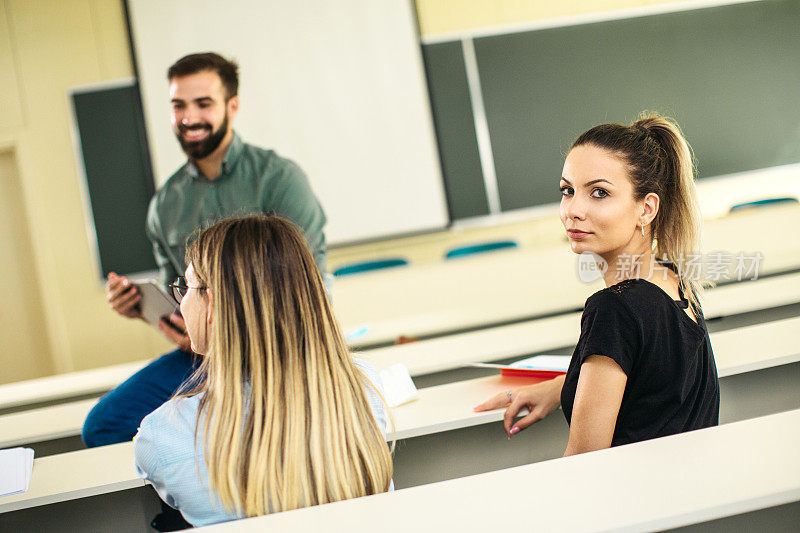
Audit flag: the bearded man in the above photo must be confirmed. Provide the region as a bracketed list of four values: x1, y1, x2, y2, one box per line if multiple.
[84, 53, 327, 447]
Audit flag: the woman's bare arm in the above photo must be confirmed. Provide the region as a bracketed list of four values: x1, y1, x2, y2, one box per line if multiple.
[563, 355, 627, 456]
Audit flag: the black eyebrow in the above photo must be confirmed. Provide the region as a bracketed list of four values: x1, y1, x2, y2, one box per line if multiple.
[170, 97, 215, 104]
[560, 177, 613, 186]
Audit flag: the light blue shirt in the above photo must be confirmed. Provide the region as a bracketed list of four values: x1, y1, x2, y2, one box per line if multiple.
[134, 359, 391, 527]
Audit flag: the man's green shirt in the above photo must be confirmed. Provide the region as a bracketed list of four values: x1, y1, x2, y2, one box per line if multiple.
[146, 133, 327, 287]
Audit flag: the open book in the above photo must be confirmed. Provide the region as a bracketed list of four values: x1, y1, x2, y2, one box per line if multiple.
[466, 355, 571, 378]
[0, 447, 34, 498]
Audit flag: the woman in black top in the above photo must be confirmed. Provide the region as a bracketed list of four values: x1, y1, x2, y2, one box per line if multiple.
[475, 113, 720, 454]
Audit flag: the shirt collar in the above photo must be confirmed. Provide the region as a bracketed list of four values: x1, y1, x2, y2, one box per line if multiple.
[221, 132, 244, 174]
[186, 131, 243, 182]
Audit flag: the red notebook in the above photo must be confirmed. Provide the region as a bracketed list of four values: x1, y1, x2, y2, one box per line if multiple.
[467, 355, 570, 379]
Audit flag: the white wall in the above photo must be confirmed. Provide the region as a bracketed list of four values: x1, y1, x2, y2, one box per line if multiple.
[127, 0, 449, 245]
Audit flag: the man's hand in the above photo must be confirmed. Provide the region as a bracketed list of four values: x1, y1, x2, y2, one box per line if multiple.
[106, 272, 142, 319]
[158, 312, 192, 353]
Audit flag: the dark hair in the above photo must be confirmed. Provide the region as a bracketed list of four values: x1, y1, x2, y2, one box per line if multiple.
[572, 112, 704, 312]
[167, 52, 239, 100]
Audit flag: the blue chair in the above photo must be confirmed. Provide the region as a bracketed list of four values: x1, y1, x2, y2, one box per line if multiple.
[445, 240, 519, 260]
[729, 197, 798, 213]
[333, 258, 409, 277]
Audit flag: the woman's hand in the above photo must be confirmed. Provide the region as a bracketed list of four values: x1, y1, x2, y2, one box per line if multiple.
[473, 375, 565, 437]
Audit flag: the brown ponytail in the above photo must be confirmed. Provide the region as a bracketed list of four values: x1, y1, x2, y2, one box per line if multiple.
[572, 112, 704, 316]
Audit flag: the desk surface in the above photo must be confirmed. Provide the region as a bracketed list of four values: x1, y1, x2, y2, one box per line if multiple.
[196, 408, 800, 532]
[2, 315, 798, 513]
[326, 174, 800, 271]
[362, 274, 800, 376]
[0, 399, 98, 448]
[332, 206, 800, 346]
[2, 312, 799, 451]
[328, 209, 565, 270]
[3, 270, 798, 414]
[334, 205, 800, 346]
[0, 360, 149, 412]
[2, 204, 796, 410]
[0, 441, 142, 513]
[390, 316, 800, 440]
[713, 316, 800, 377]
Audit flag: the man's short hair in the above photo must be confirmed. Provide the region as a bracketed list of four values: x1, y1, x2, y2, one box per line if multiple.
[167, 52, 239, 100]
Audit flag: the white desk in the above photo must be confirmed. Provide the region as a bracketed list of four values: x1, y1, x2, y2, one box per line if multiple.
[0, 399, 97, 449]
[0, 360, 149, 412]
[1, 206, 795, 413]
[2, 309, 799, 453]
[361, 272, 800, 377]
[391, 315, 800, 440]
[3, 315, 798, 517]
[335, 245, 599, 347]
[334, 205, 800, 347]
[196, 409, 800, 533]
[713, 316, 800, 377]
[3, 270, 797, 416]
[0, 442, 142, 513]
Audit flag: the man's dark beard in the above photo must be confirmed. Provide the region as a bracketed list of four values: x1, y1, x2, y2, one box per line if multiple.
[176, 113, 229, 160]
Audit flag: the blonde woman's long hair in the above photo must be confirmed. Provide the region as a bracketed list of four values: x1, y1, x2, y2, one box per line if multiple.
[183, 214, 393, 516]
[572, 112, 705, 316]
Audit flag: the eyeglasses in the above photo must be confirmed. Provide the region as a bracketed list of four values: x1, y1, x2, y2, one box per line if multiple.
[169, 276, 207, 304]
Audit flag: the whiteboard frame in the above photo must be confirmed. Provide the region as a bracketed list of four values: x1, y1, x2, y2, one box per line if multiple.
[125, 0, 450, 246]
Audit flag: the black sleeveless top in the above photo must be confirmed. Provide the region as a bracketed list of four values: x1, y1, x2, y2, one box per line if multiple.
[560, 279, 720, 447]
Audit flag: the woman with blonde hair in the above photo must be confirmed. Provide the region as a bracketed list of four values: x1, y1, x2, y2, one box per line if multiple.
[476, 113, 720, 454]
[134, 214, 393, 527]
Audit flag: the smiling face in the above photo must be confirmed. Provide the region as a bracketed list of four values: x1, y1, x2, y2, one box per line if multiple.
[560, 144, 657, 259]
[180, 263, 211, 354]
[170, 70, 239, 159]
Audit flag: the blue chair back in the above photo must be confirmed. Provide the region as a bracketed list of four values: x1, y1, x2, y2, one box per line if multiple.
[445, 240, 518, 260]
[333, 258, 409, 277]
[729, 197, 798, 213]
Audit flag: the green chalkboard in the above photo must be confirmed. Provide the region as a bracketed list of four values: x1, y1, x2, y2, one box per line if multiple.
[424, 0, 800, 215]
[422, 41, 489, 220]
[476, 0, 800, 210]
[71, 81, 157, 277]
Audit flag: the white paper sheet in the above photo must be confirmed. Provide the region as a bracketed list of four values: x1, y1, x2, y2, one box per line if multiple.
[379, 363, 419, 408]
[0, 447, 34, 498]
[509, 355, 571, 372]
[467, 355, 570, 373]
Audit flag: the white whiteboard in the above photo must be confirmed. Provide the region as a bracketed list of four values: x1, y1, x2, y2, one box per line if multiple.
[126, 0, 449, 244]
